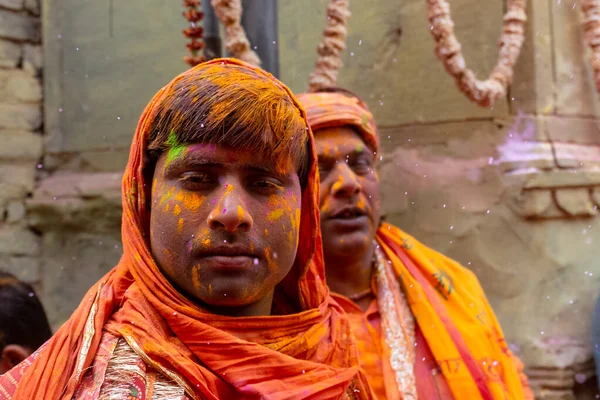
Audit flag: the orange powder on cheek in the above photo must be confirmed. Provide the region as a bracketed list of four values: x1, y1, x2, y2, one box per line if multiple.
[173, 204, 182, 216]
[268, 208, 284, 221]
[191, 265, 202, 290]
[178, 218, 184, 234]
[164, 203, 170, 213]
[264, 228, 269, 237]
[357, 197, 365, 210]
[264, 247, 279, 275]
[183, 193, 204, 211]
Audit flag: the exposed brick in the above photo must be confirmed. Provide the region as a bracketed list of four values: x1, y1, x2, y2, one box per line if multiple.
[0, 163, 36, 191]
[5, 200, 25, 222]
[0, 9, 39, 42]
[0, 129, 42, 160]
[0, 38, 21, 68]
[23, 0, 38, 15]
[22, 43, 41, 75]
[0, 0, 23, 11]
[0, 226, 39, 255]
[0, 68, 42, 102]
[0, 102, 41, 129]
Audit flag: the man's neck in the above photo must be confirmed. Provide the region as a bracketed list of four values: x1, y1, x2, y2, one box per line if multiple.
[325, 242, 375, 303]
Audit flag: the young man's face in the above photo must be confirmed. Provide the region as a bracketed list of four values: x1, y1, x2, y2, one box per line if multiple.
[315, 126, 381, 257]
[149, 143, 302, 314]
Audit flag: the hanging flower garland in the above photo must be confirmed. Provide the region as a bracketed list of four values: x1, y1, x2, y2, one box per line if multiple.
[210, 0, 261, 66]
[308, 0, 351, 92]
[182, 0, 206, 67]
[582, 0, 600, 94]
[426, 0, 527, 107]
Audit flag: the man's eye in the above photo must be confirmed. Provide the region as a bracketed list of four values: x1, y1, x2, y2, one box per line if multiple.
[353, 160, 372, 174]
[179, 172, 212, 185]
[253, 179, 283, 191]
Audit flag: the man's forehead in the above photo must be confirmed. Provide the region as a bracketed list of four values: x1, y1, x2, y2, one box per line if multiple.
[315, 129, 368, 158]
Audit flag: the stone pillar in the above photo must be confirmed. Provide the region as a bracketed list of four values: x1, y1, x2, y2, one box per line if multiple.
[0, 0, 43, 287]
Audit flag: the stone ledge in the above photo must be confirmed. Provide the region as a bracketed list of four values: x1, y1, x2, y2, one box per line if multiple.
[27, 172, 123, 233]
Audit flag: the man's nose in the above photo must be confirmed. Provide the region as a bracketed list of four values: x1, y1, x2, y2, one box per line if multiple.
[331, 164, 361, 198]
[207, 185, 253, 232]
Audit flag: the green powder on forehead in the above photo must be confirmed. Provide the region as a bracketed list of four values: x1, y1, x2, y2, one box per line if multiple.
[165, 130, 186, 165]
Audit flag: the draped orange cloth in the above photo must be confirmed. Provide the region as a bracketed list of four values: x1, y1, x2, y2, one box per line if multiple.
[1, 60, 372, 400]
[297, 90, 534, 400]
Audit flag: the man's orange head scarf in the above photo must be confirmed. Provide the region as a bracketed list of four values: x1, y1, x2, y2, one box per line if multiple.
[296, 89, 379, 154]
[12, 59, 371, 400]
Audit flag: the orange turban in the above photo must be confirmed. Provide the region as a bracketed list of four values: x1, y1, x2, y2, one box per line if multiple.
[296, 90, 379, 153]
[3, 59, 372, 400]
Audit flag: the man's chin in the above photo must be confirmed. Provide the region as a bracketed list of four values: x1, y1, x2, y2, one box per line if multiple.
[324, 230, 372, 255]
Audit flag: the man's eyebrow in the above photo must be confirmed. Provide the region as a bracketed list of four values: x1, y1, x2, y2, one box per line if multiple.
[167, 156, 287, 176]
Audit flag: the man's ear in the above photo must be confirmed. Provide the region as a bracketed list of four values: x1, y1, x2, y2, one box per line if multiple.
[0, 344, 30, 374]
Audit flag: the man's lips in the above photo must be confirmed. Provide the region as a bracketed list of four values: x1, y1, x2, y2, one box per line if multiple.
[197, 245, 258, 268]
[327, 206, 367, 220]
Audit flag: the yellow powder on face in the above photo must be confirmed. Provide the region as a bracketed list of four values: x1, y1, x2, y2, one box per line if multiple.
[184, 193, 204, 211]
[237, 205, 245, 221]
[173, 204, 182, 216]
[202, 238, 211, 248]
[178, 218, 184, 233]
[264, 247, 279, 275]
[191, 265, 202, 290]
[164, 203, 170, 213]
[175, 190, 184, 202]
[332, 176, 345, 192]
[268, 208, 284, 221]
[152, 179, 158, 197]
[357, 197, 366, 210]
[264, 228, 269, 237]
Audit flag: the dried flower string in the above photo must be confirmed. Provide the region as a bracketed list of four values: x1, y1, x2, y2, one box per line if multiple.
[582, 0, 600, 94]
[308, 0, 351, 92]
[210, 0, 261, 66]
[426, 0, 528, 107]
[183, 0, 207, 67]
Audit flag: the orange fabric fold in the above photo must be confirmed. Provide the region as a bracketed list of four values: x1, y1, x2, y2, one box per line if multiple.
[377, 224, 533, 400]
[7, 59, 372, 400]
[296, 91, 379, 153]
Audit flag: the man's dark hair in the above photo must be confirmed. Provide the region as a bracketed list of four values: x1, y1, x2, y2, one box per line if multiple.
[0, 272, 52, 354]
[145, 63, 311, 188]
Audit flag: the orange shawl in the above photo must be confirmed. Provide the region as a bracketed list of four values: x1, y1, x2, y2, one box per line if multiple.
[298, 90, 532, 400]
[10, 60, 371, 400]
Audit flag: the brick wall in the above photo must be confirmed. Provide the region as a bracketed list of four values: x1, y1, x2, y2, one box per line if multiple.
[0, 0, 43, 285]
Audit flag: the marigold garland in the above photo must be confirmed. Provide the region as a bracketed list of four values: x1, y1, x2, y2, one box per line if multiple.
[308, 0, 351, 92]
[182, 0, 207, 67]
[210, 0, 261, 66]
[582, 0, 600, 94]
[426, 0, 527, 107]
